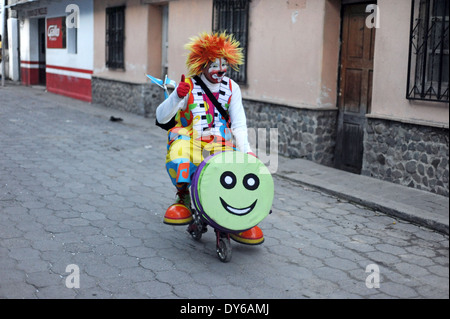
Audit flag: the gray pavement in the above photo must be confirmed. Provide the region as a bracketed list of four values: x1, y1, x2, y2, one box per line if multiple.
[0, 83, 448, 300]
[276, 155, 449, 236]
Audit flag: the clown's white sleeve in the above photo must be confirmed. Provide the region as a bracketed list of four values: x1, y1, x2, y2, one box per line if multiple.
[233, 127, 252, 154]
[228, 80, 253, 154]
[156, 90, 187, 124]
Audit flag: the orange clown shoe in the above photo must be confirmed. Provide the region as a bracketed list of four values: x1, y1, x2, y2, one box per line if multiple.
[164, 204, 193, 225]
[230, 226, 264, 245]
[163, 190, 193, 225]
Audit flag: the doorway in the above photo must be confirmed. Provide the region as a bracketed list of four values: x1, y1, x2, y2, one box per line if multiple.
[38, 18, 46, 85]
[334, 3, 376, 174]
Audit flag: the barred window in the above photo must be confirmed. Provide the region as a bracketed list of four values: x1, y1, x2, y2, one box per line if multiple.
[106, 6, 125, 69]
[212, 0, 250, 84]
[407, 0, 449, 102]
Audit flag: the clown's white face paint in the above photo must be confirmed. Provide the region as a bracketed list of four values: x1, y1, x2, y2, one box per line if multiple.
[203, 58, 228, 84]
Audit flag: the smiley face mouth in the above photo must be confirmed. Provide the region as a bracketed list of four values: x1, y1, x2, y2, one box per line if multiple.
[220, 198, 257, 216]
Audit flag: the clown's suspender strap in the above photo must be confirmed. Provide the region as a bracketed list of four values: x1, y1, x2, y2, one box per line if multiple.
[193, 75, 231, 126]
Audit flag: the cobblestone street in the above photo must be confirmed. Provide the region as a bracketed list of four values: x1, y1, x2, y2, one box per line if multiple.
[0, 85, 448, 300]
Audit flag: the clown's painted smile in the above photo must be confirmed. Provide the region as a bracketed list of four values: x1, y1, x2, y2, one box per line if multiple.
[204, 58, 229, 83]
[220, 197, 257, 216]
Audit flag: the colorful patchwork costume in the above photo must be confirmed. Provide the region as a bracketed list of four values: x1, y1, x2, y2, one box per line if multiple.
[156, 32, 264, 245]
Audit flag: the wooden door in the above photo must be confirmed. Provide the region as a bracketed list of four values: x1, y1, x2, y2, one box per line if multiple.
[335, 4, 375, 174]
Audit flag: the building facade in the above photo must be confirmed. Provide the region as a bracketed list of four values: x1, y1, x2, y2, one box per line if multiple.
[362, 0, 449, 196]
[160, 0, 449, 196]
[91, 0, 166, 116]
[3, 0, 449, 196]
[5, 0, 93, 101]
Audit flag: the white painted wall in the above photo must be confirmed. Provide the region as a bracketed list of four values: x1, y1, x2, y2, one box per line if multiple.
[19, 0, 93, 72]
[45, 0, 93, 71]
[7, 17, 19, 80]
[19, 18, 39, 62]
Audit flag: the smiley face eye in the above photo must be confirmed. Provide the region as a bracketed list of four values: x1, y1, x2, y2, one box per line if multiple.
[243, 174, 260, 191]
[220, 171, 236, 189]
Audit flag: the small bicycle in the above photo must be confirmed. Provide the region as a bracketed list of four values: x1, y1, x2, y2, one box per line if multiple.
[186, 151, 274, 262]
[187, 207, 233, 262]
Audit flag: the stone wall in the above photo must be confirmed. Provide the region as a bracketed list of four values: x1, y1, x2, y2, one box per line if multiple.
[91, 78, 339, 167]
[244, 100, 338, 167]
[92, 76, 163, 117]
[362, 118, 449, 196]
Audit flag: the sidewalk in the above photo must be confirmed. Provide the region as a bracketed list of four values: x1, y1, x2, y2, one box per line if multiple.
[275, 156, 449, 235]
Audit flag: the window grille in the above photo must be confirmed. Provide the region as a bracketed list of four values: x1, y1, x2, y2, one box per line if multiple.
[106, 6, 125, 69]
[212, 0, 250, 84]
[407, 0, 449, 102]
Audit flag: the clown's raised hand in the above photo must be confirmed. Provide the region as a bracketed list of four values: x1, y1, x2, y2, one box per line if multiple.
[176, 74, 190, 98]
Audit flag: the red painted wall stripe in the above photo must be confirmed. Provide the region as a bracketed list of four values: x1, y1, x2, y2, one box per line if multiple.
[20, 62, 93, 102]
[46, 72, 92, 102]
[21, 60, 45, 65]
[21, 67, 40, 85]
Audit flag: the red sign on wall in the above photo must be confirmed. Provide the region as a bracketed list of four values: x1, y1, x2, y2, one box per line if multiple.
[47, 17, 66, 49]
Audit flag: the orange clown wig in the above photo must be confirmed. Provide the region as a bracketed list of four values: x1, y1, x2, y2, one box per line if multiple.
[185, 31, 244, 77]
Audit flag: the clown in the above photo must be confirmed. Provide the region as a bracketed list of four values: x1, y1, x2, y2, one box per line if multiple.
[156, 32, 264, 245]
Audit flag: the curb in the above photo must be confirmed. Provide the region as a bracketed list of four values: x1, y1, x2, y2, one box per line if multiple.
[274, 172, 449, 235]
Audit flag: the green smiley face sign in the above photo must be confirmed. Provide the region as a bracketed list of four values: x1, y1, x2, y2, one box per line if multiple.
[193, 152, 274, 232]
